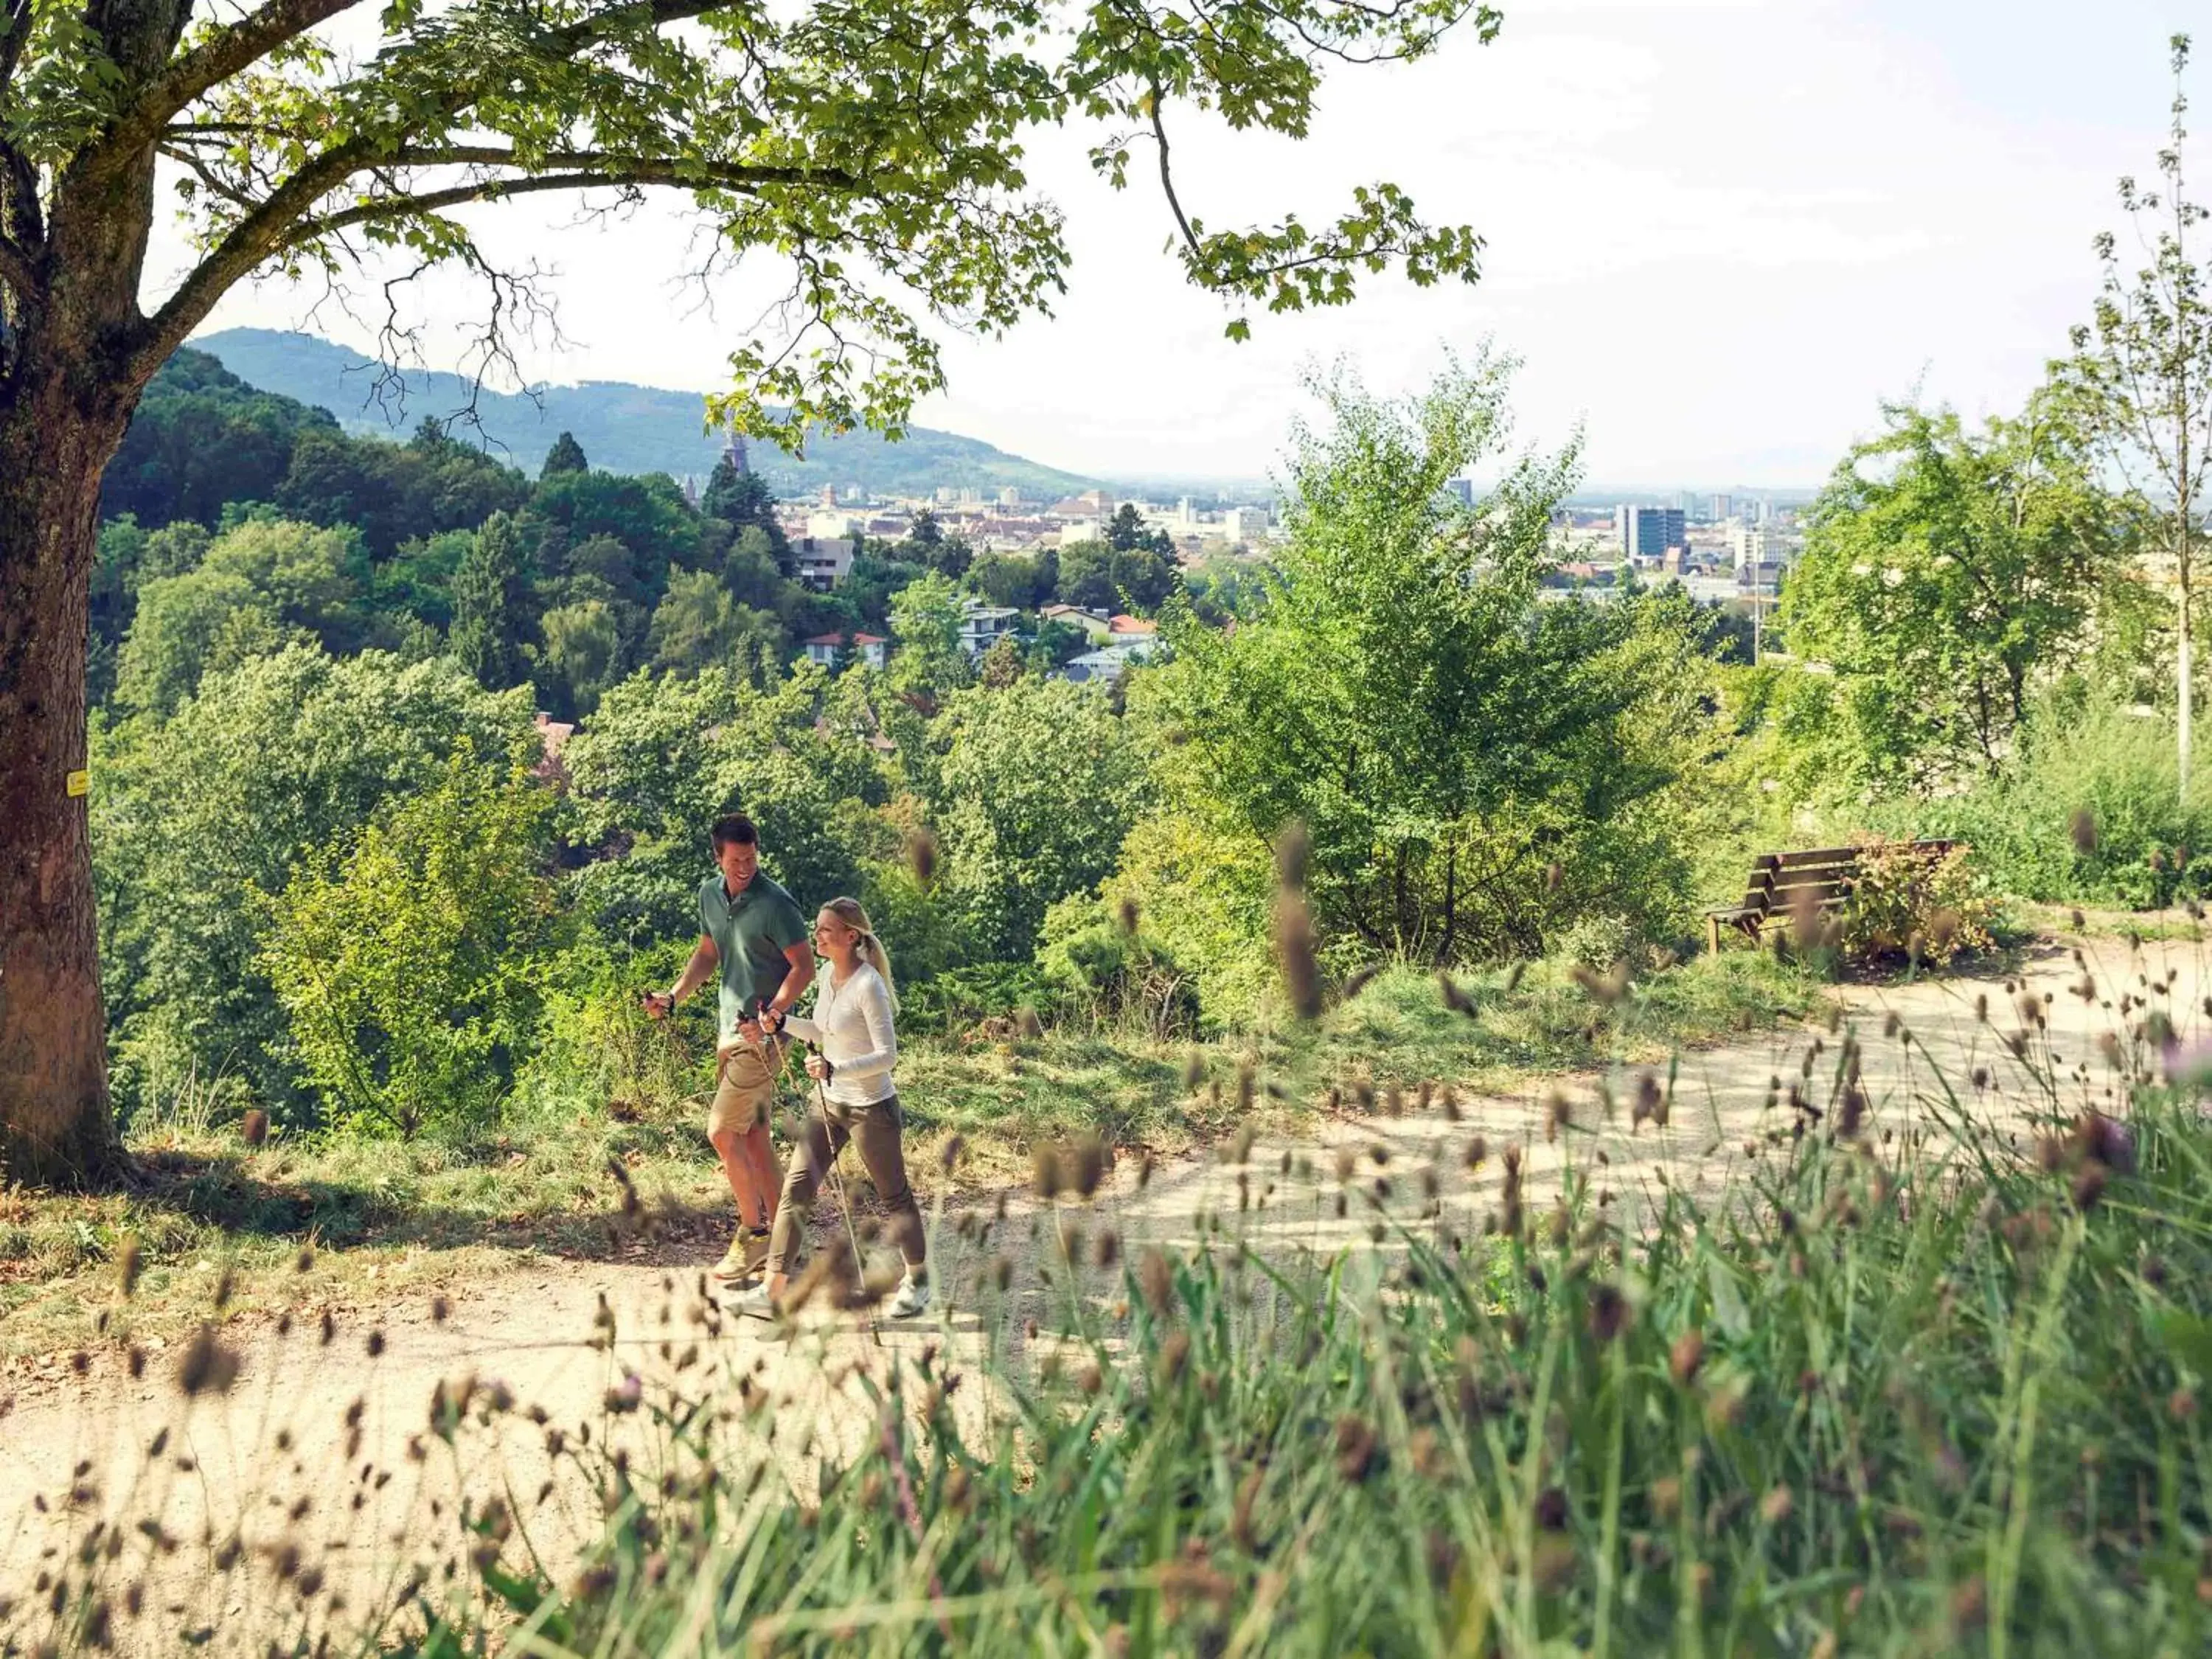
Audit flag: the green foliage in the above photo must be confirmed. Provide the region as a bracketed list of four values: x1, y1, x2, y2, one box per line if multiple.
[929, 678, 1155, 960]
[1834, 839, 2001, 965]
[535, 599, 623, 717]
[887, 571, 973, 698]
[261, 754, 566, 1137]
[273, 425, 529, 560]
[970, 547, 1058, 611]
[540, 432, 589, 479]
[1057, 537, 1179, 614]
[91, 644, 540, 1123]
[99, 346, 338, 529]
[647, 568, 784, 679]
[1034, 894, 1200, 1037]
[112, 516, 375, 712]
[561, 667, 897, 947]
[448, 512, 532, 690]
[1782, 395, 2117, 791]
[1143, 355, 1705, 969]
[1905, 693, 2212, 908]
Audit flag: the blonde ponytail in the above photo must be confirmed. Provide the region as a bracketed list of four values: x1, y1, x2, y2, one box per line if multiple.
[824, 896, 897, 1011]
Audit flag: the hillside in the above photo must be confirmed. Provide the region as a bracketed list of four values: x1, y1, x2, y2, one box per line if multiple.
[193, 328, 1101, 498]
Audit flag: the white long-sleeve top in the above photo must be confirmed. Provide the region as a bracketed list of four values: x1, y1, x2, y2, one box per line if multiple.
[782, 961, 898, 1107]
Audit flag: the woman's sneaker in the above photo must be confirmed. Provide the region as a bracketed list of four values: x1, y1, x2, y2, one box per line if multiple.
[886, 1273, 931, 1319]
[728, 1282, 776, 1320]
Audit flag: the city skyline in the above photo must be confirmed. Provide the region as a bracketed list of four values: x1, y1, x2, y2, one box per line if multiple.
[173, 0, 2205, 488]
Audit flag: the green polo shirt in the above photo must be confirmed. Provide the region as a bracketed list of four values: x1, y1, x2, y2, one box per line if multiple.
[698, 871, 809, 1040]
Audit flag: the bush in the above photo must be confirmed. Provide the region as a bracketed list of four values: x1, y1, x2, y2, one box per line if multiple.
[1907, 695, 2212, 910]
[1836, 838, 2001, 965]
[261, 753, 566, 1136]
[1034, 893, 1201, 1038]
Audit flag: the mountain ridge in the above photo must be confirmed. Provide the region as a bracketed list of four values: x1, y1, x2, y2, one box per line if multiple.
[192, 328, 1105, 500]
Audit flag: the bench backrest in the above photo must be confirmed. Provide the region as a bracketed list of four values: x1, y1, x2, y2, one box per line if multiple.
[1737, 839, 1958, 917]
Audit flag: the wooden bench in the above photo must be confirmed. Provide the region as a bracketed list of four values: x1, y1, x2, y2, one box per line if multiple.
[1705, 840, 1960, 953]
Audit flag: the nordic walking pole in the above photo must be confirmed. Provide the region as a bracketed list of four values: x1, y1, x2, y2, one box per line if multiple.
[772, 999, 880, 1347]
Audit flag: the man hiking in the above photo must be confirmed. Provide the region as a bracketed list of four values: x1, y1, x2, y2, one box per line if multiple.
[641, 812, 813, 1281]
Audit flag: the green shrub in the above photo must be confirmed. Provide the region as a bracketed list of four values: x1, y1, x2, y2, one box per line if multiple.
[1837, 838, 2001, 965]
[1907, 695, 2212, 909]
[260, 752, 566, 1136]
[1034, 892, 1202, 1037]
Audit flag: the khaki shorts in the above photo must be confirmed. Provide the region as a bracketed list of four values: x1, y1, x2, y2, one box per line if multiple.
[707, 1037, 787, 1138]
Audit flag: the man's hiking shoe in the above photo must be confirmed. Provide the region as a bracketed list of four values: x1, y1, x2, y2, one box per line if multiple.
[729, 1283, 776, 1320]
[712, 1227, 772, 1281]
[886, 1273, 931, 1319]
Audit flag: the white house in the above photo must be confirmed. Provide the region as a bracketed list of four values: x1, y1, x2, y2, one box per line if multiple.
[802, 631, 889, 670]
[959, 602, 1021, 658]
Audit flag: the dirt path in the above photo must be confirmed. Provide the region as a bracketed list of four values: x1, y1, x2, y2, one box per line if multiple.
[4, 932, 2202, 1651]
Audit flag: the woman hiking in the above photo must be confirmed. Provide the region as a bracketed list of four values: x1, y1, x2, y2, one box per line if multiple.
[734, 897, 931, 1321]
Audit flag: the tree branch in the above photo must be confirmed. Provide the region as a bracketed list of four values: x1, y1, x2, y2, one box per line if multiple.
[87, 0, 369, 178]
[130, 136, 380, 378]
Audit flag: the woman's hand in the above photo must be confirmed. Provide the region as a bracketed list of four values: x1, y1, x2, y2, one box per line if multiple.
[804, 1053, 834, 1082]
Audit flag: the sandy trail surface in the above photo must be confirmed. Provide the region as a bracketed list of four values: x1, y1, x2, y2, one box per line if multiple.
[3, 932, 2201, 1651]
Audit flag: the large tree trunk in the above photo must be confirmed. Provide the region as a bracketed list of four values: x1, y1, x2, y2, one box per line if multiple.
[0, 114, 170, 1183]
[0, 386, 128, 1186]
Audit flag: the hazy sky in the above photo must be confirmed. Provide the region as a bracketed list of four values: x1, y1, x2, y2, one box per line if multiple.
[175, 0, 2207, 487]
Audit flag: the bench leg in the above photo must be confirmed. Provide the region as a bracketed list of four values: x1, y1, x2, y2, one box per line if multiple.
[1706, 914, 1722, 955]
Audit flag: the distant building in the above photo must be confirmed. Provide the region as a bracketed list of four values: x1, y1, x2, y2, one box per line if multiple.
[959, 602, 1022, 658]
[999, 487, 1023, 508]
[1225, 505, 1271, 544]
[1709, 493, 1732, 523]
[1040, 603, 1114, 642]
[807, 509, 860, 543]
[801, 631, 889, 670]
[1615, 505, 1686, 561]
[1445, 479, 1475, 508]
[1738, 559, 1787, 598]
[818, 484, 837, 507]
[532, 712, 576, 787]
[793, 537, 855, 591]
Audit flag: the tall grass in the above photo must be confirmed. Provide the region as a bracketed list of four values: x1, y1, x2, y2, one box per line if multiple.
[15, 972, 2211, 1655]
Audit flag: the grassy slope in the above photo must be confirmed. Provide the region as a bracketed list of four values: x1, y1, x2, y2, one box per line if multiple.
[0, 954, 1816, 1365]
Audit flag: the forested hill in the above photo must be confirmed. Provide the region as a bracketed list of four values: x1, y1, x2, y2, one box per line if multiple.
[192, 328, 1099, 497]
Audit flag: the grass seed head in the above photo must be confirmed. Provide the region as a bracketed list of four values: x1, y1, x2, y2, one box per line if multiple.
[177, 1326, 240, 1397]
[241, 1110, 268, 1148]
[118, 1237, 143, 1298]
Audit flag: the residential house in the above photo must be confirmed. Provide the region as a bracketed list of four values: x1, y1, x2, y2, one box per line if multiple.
[1060, 649, 1131, 685]
[802, 631, 889, 670]
[532, 711, 576, 787]
[959, 602, 1021, 658]
[1039, 603, 1113, 642]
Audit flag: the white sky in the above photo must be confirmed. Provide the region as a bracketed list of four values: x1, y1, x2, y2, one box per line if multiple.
[176, 0, 2208, 487]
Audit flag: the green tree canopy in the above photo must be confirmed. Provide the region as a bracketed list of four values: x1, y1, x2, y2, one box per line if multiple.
[928, 677, 1154, 959]
[542, 433, 590, 479]
[1141, 354, 1703, 966]
[1781, 395, 2120, 793]
[450, 511, 533, 689]
[888, 571, 973, 698]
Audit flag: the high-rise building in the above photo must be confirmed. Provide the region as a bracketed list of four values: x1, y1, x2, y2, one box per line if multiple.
[1709, 493, 1732, 523]
[1615, 505, 1686, 561]
[1446, 478, 1475, 508]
